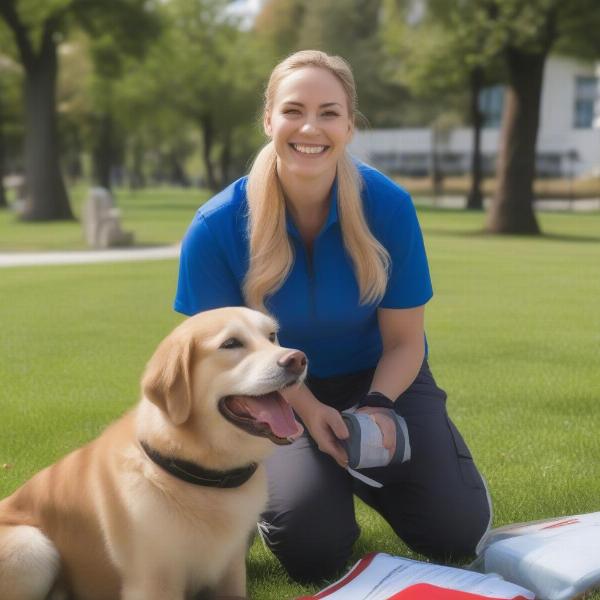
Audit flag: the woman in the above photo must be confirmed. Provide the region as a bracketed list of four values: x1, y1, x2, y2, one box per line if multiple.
[174, 50, 491, 584]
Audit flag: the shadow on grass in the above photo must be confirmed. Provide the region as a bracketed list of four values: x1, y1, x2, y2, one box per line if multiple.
[128, 242, 179, 248]
[124, 202, 201, 212]
[540, 232, 600, 243]
[415, 205, 470, 215]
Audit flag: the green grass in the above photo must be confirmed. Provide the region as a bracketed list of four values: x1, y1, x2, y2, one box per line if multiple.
[0, 185, 209, 251]
[1, 202, 599, 598]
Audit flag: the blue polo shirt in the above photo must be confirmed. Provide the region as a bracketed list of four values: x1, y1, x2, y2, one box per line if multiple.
[174, 163, 433, 377]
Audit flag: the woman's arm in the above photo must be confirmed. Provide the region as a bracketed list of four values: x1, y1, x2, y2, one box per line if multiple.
[281, 383, 350, 467]
[357, 305, 426, 455]
[281, 307, 425, 467]
[370, 305, 425, 399]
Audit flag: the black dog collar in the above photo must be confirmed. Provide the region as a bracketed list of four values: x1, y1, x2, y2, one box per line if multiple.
[140, 441, 258, 489]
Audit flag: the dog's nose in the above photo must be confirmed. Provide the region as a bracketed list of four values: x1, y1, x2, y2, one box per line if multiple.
[277, 350, 307, 376]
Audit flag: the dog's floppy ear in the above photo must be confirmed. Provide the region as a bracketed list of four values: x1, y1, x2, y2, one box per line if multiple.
[142, 333, 195, 426]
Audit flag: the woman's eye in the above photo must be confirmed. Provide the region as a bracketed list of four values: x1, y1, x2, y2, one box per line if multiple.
[269, 332, 278, 343]
[322, 111, 339, 117]
[220, 337, 244, 350]
[283, 109, 301, 115]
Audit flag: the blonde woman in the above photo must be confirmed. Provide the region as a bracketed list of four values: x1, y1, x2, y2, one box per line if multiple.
[175, 50, 491, 584]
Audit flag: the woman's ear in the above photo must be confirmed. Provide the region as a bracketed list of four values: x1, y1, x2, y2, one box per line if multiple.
[263, 111, 272, 137]
[347, 119, 355, 142]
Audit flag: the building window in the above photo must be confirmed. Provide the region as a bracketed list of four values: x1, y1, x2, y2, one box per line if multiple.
[479, 85, 504, 128]
[573, 76, 598, 129]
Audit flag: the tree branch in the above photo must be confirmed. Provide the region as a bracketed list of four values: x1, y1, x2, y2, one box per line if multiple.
[0, 0, 35, 69]
[40, 14, 59, 58]
[541, 2, 559, 53]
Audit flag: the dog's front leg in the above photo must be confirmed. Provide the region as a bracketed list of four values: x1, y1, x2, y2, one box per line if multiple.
[215, 546, 246, 599]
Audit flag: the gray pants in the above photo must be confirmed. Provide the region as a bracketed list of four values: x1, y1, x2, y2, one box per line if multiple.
[259, 361, 492, 584]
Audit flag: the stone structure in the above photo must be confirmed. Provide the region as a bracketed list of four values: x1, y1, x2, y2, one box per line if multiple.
[82, 188, 134, 249]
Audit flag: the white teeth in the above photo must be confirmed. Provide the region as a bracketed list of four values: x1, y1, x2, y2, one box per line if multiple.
[292, 144, 326, 154]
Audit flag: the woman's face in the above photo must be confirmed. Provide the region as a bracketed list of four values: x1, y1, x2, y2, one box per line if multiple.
[264, 66, 353, 185]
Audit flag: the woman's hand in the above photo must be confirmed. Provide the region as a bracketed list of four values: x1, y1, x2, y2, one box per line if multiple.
[281, 383, 349, 467]
[302, 402, 350, 468]
[355, 406, 397, 458]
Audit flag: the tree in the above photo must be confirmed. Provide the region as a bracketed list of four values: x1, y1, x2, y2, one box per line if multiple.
[0, 81, 6, 208]
[0, 0, 160, 221]
[382, 0, 506, 210]
[56, 31, 190, 190]
[57, 35, 92, 183]
[0, 36, 23, 209]
[147, 0, 267, 191]
[256, 0, 410, 128]
[0, 35, 7, 208]
[484, 0, 600, 234]
[254, 0, 306, 59]
[114, 58, 199, 188]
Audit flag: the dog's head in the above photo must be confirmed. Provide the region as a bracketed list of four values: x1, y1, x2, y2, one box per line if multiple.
[140, 307, 305, 464]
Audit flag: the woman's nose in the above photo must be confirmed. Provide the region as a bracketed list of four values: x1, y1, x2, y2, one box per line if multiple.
[300, 119, 319, 134]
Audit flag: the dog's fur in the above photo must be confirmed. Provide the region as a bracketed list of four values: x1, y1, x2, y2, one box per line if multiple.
[0, 307, 305, 600]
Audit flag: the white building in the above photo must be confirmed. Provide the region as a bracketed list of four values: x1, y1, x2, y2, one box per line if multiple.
[349, 56, 600, 179]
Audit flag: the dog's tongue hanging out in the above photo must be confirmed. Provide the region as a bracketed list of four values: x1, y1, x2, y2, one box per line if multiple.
[228, 393, 303, 439]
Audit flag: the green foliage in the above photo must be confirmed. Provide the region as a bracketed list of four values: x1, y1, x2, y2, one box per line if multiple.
[382, 0, 505, 122]
[384, 0, 600, 124]
[254, 0, 307, 59]
[0, 53, 24, 166]
[138, 0, 269, 184]
[71, 0, 162, 60]
[5, 0, 600, 198]
[255, 0, 409, 127]
[554, 0, 600, 58]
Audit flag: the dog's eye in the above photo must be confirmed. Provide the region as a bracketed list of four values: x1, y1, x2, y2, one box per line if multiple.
[220, 337, 244, 350]
[269, 332, 278, 343]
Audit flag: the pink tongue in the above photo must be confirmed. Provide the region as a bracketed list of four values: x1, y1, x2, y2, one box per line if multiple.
[235, 393, 302, 439]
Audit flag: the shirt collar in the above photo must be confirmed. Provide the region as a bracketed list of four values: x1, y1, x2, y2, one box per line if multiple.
[286, 178, 339, 240]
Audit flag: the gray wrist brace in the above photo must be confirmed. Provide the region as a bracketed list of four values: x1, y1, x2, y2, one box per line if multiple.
[341, 410, 411, 470]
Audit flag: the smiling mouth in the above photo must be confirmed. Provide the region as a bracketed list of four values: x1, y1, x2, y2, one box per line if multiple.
[290, 143, 329, 155]
[218, 385, 304, 445]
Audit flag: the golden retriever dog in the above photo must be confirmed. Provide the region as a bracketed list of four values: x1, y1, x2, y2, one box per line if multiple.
[0, 307, 305, 600]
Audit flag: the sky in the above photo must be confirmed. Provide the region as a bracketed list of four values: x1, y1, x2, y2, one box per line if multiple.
[226, 0, 264, 26]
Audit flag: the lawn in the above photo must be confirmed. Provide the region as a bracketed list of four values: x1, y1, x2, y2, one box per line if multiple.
[0, 185, 209, 251]
[1, 196, 599, 598]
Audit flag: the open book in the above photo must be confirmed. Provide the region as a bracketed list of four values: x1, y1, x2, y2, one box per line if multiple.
[297, 552, 535, 599]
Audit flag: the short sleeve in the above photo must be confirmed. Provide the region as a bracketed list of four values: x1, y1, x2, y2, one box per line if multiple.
[379, 202, 433, 309]
[174, 214, 244, 316]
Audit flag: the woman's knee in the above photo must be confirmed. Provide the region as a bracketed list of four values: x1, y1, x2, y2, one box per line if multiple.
[401, 492, 491, 561]
[259, 508, 359, 583]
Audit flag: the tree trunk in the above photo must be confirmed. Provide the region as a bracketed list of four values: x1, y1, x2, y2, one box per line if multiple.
[92, 112, 113, 190]
[219, 129, 232, 188]
[129, 139, 146, 189]
[21, 29, 73, 221]
[168, 148, 189, 187]
[200, 115, 218, 191]
[466, 67, 484, 211]
[430, 129, 444, 202]
[66, 147, 84, 181]
[486, 48, 545, 234]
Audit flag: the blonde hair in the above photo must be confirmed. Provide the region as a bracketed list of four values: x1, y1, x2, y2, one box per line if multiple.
[243, 50, 390, 311]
